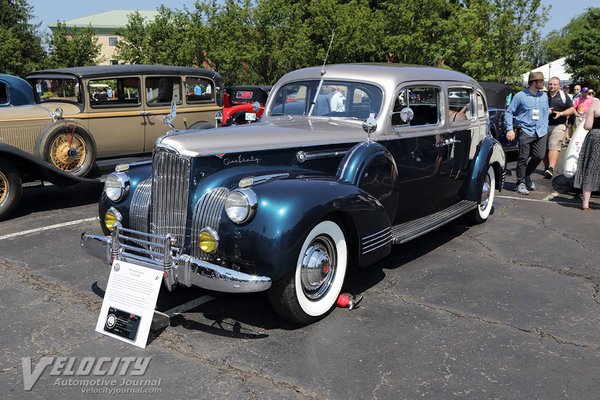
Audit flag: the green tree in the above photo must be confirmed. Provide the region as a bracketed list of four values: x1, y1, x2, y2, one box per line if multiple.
[114, 11, 150, 64]
[563, 8, 600, 89]
[0, 0, 45, 76]
[45, 22, 102, 68]
[443, 0, 548, 85]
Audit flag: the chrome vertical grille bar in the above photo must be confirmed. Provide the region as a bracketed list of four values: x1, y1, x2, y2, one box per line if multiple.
[150, 148, 191, 248]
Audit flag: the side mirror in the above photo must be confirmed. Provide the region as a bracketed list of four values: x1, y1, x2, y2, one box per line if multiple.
[400, 107, 414, 123]
[50, 107, 64, 122]
[252, 101, 261, 113]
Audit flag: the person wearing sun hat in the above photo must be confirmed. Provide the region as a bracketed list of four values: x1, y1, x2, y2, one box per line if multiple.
[573, 87, 596, 128]
[504, 71, 550, 195]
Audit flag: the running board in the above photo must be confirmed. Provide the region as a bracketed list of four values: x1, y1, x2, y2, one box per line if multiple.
[391, 200, 477, 244]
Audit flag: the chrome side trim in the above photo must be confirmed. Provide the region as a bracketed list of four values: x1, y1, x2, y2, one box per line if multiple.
[130, 178, 152, 233]
[361, 227, 391, 255]
[191, 187, 229, 259]
[296, 149, 348, 163]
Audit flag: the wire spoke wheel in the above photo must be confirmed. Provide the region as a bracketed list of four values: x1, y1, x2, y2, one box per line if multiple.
[48, 133, 87, 172]
[0, 170, 8, 205]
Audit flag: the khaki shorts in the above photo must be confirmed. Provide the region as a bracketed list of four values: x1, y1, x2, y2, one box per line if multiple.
[547, 124, 566, 151]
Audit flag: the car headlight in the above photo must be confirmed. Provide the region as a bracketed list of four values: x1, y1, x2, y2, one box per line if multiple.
[225, 188, 257, 224]
[104, 172, 130, 202]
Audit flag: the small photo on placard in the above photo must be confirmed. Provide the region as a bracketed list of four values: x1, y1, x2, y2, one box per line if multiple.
[104, 307, 141, 342]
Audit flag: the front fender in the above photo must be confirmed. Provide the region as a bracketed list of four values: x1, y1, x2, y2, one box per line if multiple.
[466, 136, 506, 201]
[0, 143, 99, 186]
[217, 178, 392, 281]
[98, 162, 153, 233]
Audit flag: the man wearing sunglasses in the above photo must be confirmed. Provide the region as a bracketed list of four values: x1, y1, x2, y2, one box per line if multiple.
[505, 72, 549, 195]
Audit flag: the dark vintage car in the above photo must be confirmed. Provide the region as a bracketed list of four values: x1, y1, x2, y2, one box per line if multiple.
[0, 74, 35, 107]
[217, 85, 271, 126]
[81, 64, 506, 324]
[0, 65, 222, 220]
[480, 82, 517, 152]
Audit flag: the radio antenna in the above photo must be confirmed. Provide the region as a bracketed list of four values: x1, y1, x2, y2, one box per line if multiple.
[321, 31, 335, 75]
[309, 31, 335, 115]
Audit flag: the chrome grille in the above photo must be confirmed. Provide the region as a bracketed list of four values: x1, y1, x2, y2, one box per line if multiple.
[150, 148, 191, 248]
[130, 178, 152, 233]
[191, 187, 230, 259]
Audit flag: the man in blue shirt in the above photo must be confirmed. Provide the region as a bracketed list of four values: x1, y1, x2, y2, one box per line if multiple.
[505, 71, 549, 195]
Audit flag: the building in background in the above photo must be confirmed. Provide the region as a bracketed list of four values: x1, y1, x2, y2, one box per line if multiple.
[49, 10, 159, 65]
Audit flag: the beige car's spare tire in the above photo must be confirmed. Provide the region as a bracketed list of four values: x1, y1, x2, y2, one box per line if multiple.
[35, 122, 96, 177]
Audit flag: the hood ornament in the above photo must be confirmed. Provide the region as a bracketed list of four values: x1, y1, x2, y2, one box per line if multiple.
[163, 100, 177, 132]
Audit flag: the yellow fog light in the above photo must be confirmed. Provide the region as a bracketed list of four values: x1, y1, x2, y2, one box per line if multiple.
[198, 227, 219, 254]
[104, 207, 122, 231]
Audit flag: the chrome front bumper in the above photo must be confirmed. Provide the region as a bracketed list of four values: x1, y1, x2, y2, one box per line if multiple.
[80, 224, 271, 293]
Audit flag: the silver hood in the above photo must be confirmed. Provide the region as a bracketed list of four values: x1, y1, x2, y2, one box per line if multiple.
[157, 117, 369, 157]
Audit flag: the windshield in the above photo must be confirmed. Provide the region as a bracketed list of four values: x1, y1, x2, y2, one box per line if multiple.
[31, 76, 81, 104]
[270, 80, 383, 120]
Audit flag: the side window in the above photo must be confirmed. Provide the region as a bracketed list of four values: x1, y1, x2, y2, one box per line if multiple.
[476, 92, 487, 118]
[392, 86, 441, 127]
[447, 87, 474, 123]
[185, 77, 214, 103]
[146, 77, 182, 105]
[0, 82, 8, 105]
[271, 83, 309, 116]
[89, 77, 140, 107]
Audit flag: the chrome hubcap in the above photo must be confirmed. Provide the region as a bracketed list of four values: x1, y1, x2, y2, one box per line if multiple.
[301, 235, 336, 300]
[480, 175, 491, 210]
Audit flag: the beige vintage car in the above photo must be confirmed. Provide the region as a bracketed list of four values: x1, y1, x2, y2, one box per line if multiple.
[0, 65, 222, 219]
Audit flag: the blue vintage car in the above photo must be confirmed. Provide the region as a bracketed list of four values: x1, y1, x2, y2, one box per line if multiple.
[0, 74, 35, 107]
[81, 64, 506, 324]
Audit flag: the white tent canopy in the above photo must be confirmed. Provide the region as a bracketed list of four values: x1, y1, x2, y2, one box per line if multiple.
[522, 57, 572, 85]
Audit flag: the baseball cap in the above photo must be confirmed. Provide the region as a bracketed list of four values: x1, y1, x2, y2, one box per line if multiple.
[582, 87, 589, 93]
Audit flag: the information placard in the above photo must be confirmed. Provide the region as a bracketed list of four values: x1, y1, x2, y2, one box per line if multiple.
[96, 260, 163, 348]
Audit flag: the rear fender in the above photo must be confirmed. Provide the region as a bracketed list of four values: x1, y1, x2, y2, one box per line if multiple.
[467, 137, 505, 201]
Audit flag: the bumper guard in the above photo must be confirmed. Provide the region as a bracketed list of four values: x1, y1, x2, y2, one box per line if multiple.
[80, 224, 271, 293]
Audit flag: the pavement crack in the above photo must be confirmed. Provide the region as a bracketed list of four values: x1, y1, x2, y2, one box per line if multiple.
[376, 289, 600, 352]
[540, 215, 591, 251]
[155, 329, 320, 399]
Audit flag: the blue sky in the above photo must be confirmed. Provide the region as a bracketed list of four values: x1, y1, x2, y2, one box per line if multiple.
[29, 0, 600, 36]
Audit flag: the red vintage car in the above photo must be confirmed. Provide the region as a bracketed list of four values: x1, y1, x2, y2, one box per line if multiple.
[217, 85, 270, 126]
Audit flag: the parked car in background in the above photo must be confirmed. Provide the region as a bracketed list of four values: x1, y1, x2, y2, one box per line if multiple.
[0, 65, 222, 220]
[480, 82, 517, 152]
[0, 74, 35, 107]
[218, 85, 271, 126]
[82, 64, 506, 325]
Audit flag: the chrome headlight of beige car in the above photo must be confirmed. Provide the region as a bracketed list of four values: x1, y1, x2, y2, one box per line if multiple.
[104, 172, 130, 202]
[225, 188, 257, 224]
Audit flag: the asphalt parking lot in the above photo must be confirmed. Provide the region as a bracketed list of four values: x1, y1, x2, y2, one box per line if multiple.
[1, 154, 599, 400]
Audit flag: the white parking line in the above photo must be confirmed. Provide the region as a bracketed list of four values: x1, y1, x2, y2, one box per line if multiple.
[497, 194, 578, 206]
[0, 217, 98, 241]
